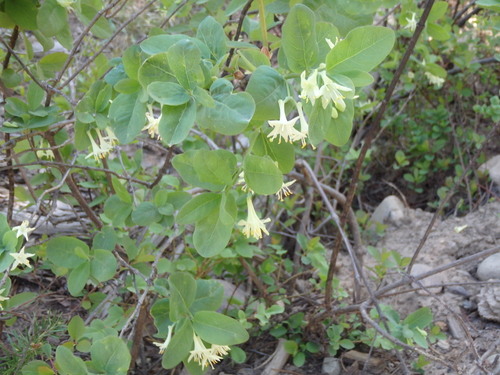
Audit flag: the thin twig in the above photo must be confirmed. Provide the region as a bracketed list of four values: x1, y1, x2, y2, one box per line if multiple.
[326, 0, 437, 305]
[224, 0, 254, 68]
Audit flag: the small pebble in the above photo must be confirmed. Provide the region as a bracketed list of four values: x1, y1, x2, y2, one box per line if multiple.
[477, 253, 500, 281]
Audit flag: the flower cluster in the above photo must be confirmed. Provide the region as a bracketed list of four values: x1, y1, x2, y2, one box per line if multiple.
[405, 12, 418, 32]
[238, 196, 271, 239]
[10, 220, 36, 271]
[143, 104, 162, 139]
[153, 324, 174, 354]
[85, 127, 118, 160]
[187, 334, 230, 370]
[36, 139, 55, 160]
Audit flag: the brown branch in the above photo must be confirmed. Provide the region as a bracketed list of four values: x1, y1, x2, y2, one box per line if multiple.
[149, 146, 174, 189]
[325, 0, 437, 307]
[45, 132, 103, 229]
[240, 257, 272, 304]
[224, 0, 254, 69]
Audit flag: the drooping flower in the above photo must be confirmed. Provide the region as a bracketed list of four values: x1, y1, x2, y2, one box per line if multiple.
[318, 71, 352, 112]
[0, 289, 9, 310]
[267, 100, 303, 144]
[276, 180, 296, 201]
[211, 344, 231, 357]
[104, 127, 119, 146]
[12, 220, 35, 241]
[10, 247, 35, 271]
[295, 102, 309, 147]
[188, 334, 223, 370]
[85, 130, 114, 160]
[153, 324, 175, 354]
[143, 104, 162, 140]
[405, 12, 418, 32]
[299, 70, 322, 106]
[238, 196, 271, 239]
[36, 140, 54, 160]
[424, 72, 445, 88]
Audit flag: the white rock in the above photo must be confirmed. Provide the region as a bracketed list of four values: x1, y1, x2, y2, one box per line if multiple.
[217, 279, 249, 310]
[477, 253, 500, 281]
[479, 155, 500, 185]
[322, 357, 341, 375]
[410, 263, 444, 294]
[370, 195, 409, 227]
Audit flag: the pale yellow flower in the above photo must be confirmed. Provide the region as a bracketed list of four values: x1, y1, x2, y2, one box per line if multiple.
[10, 247, 35, 271]
[318, 71, 352, 112]
[211, 344, 231, 357]
[12, 220, 35, 241]
[238, 196, 271, 239]
[85, 130, 114, 160]
[267, 100, 303, 144]
[153, 324, 174, 354]
[36, 140, 54, 160]
[405, 12, 418, 32]
[143, 104, 162, 140]
[0, 289, 9, 310]
[424, 72, 445, 88]
[295, 102, 309, 147]
[188, 334, 223, 370]
[276, 180, 296, 201]
[299, 70, 321, 105]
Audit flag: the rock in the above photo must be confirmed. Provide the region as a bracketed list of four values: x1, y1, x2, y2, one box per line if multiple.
[479, 154, 500, 186]
[410, 263, 444, 294]
[477, 286, 500, 322]
[217, 279, 250, 310]
[369, 195, 409, 227]
[447, 315, 466, 340]
[236, 369, 254, 375]
[477, 253, 500, 281]
[437, 340, 450, 351]
[322, 357, 341, 375]
[485, 354, 500, 374]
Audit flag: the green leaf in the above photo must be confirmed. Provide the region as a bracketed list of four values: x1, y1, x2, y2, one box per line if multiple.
[55, 346, 88, 375]
[403, 307, 433, 329]
[190, 280, 224, 313]
[103, 195, 132, 227]
[293, 351, 305, 367]
[37, 0, 68, 37]
[76, 4, 114, 39]
[140, 35, 211, 57]
[193, 193, 236, 257]
[138, 52, 175, 88]
[172, 151, 225, 191]
[39, 52, 68, 77]
[428, 1, 448, 22]
[132, 202, 161, 226]
[252, 133, 295, 174]
[316, 21, 340, 63]
[177, 193, 221, 224]
[326, 25, 395, 74]
[68, 315, 86, 342]
[109, 93, 147, 144]
[281, 4, 319, 73]
[167, 39, 204, 90]
[324, 100, 354, 146]
[46, 237, 90, 268]
[90, 249, 117, 282]
[5, 97, 28, 117]
[192, 86, 215, 108]
[193, 150, 237, 186]
[196, 16, 228, 60]
[243, 154, 282, 195]
[5, 292, 37, 309]
[197, 92, 255, 135]
[193, 311, 249, 345]
[342, 70, 374, 87]
[111, 177, 132, 204]
[5, 0, 38, 30]
[122, 45, 142, 81]
[426, 23, 450, 41]
[114, 78, 141, 94]
[158, 100, 197, 145]
[162, 319, 194, 369]
[246, 66, 287, 122]
[169, 272, 197, 321]
[68, 262, 90, 296]
[21, 360, 55, 375]
[148, 82, 190, 106]
[27, 82, 45, 111]
[284, 340, 298, 355]
[90, 337, 130, 375]
[237, 49, 270, 71]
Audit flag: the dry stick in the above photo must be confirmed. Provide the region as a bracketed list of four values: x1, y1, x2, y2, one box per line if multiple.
[406, 123, 499, 273]
[119, 230, 179, 339]
[240, 257, 272, 304]
[359, 300, 456, 370]
[149, 146, 174, 189]
[60, 0, 158, 90]
[45, 132, 103, 229]
[225, 0, 255, 68]
[324, 0, 436, 309]
[2, 26, 20, 224]
[0, 160, 150, 186]
[46, 0, 125, 106]
[323, 244, 500, 317]
[0, 121, 72, 152]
